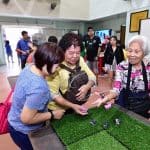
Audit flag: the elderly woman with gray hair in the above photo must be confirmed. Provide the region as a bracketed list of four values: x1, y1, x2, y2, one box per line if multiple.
[93, 35, 150, 119]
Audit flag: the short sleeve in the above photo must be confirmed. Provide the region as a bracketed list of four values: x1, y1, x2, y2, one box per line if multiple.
[82, 35, 86, 43]
[47, 73, 61, 99]
[96, 36, 101, 45]
[83, 35, 88, 47]
[16, 41, 21, 49]
[25, 87, 50, 111]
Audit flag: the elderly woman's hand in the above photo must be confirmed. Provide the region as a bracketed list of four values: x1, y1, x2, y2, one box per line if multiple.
[76, 84, 89, 101]
[92, 97, 104, 107]
[72, 104, 88, 115]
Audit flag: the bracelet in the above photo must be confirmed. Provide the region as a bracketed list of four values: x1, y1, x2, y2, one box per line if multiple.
[48, 109, 54, 120]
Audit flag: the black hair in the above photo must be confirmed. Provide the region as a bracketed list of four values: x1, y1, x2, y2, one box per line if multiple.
[110, 36, 118, 41]
[21, 31, 28, 36]
[48, 36, 58, 44]
[88, 27, 94, 32]
[34, 42, 64, 74]
[58, 32, 82, 53]
[32, 40, 40, 46]
[5, 40, 9, 44]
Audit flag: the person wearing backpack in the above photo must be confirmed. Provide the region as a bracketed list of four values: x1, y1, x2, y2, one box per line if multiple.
[47, 33, 96, 115]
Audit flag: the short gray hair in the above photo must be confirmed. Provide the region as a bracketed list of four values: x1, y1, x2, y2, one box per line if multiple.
[128, 35, 150, 56]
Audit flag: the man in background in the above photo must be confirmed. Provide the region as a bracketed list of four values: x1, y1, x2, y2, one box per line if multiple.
[83, 27, 101, 74]
[16, 31, 30, 69]
[48, 35, 58, 45]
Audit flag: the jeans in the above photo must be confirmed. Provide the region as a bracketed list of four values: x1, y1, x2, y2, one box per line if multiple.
[8, 124, 33, 150]
[21, 57, 27, 69]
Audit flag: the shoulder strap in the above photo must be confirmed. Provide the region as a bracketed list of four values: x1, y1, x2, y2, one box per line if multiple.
[126, 63, 132, 94]
[59, 60, 81, 73]
[142, 61, 148, 92]
[59, 64, 75, 73]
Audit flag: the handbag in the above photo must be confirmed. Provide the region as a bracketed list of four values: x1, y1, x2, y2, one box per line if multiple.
[125, 62, 150, 114]
[0, 88, 14, 134]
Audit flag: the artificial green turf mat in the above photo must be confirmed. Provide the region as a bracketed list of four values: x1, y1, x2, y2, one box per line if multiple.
[51, 107, 120, 145]
[107, 110, 150, 150]
[51, 106, 150, 149]
[67, 131, 127, 150]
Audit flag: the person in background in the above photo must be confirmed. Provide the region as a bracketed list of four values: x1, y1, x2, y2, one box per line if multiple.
[48, 35, 58, 45]
[97, 36, 110, 75]
[103, 36, 124, 80]
[80, 42, 86, 60]
[8, 43, 65, 150]
[103, 35, 110, 50]
[47, 33, 96, 115]
[16, 31, 30, 69]
[83, 27, 101, 74]
[93, 35, 150, 119]
[5, 40, 14, 63]
[117, 41, 127, 61]
[27, 34, 48, 64]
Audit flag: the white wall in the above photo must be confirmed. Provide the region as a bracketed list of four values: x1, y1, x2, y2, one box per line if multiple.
[0, 0, 89, 20]
[2, 0, 150, 22]
[42, 21, 85, 41]
[89, 0, 132, 20]
[140, 19, 150, 41]
[0, 0, 132, 21]
[86, 13, 126, 32]
[59, 0, 89, 20]
[0, 25, 6, 65]
[131, 0, 150, 9]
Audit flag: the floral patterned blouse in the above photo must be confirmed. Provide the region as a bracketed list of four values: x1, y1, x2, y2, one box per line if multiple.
[112, 60, 150, 95]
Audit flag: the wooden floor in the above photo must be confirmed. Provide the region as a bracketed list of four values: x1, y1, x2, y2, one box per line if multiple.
[0, 63, 112, 150]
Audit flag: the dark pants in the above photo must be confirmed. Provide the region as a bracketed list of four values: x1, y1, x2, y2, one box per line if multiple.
[21, 57, 27, 69]
[8, 124, 33, 150]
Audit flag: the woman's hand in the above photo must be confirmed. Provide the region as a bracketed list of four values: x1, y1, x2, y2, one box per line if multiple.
[72, 104, 88, 115]
[21, 51, 27, 55]
[52, 109, 65, 120]
[76, 84, 89, 101]
[92, 97, 104, 107]
[102, 67, 108, 73]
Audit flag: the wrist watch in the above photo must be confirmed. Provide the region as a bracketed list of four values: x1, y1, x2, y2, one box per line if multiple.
[48, 109, 54, 120]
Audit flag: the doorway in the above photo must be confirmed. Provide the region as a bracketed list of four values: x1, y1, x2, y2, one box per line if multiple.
[2, 25, 43, 66]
